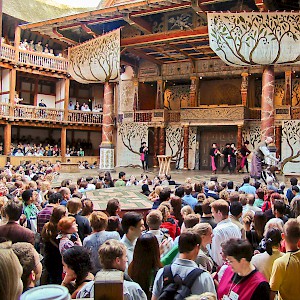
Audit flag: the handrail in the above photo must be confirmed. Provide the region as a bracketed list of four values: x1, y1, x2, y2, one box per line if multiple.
[0, 43, 15, 61]
[67, 110, 103, 124]
[0, 44, 68, 72]
[0, 102, 10, 116]
[18, 49, 68, 71]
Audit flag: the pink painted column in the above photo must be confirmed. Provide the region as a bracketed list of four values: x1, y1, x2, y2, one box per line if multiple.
[261, 66, 275, 140]
[99, 82, 115, 170]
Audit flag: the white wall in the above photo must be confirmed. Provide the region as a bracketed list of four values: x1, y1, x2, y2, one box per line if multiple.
[37, 94, 55, 108]
[0, 69, 10, 103]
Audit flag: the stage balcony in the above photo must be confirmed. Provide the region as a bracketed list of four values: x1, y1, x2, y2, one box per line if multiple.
[0, 103, 103, 126]
[0, 43, 68, 73]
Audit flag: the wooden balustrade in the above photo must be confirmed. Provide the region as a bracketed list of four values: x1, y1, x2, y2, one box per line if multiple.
[0, 103, 10, 116]
[134, 111, 152, 122]
[18, 49, 68, 71]
[67, 110, 103, 124]
[166, 110, 181, 122]
[14, 105, 64, 121]
[248, 108, 261, 120]
[0, 43, 15, 61]
[0, 44, 68, 72]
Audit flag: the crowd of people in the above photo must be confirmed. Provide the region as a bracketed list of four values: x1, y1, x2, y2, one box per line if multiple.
[0, 160, 300, 300]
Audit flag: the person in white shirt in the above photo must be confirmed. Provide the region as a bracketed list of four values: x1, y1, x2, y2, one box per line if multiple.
[210, 200, 241, 267]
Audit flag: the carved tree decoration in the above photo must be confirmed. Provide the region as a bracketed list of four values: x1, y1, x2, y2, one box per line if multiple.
[208, 12, 300, 66]
[118, 123, 148, 155]
[292, 80, 300, 106]
[242, 126, 261, 149]
[166, 126, 196, 169]
[68, 29, 120, 84]
[281, 121, 300, 172]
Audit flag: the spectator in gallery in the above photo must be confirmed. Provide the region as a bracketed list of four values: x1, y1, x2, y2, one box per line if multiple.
[68, 101, 75, 110]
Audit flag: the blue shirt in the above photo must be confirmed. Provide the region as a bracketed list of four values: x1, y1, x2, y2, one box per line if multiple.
[238, 183, 256, 195]
[182, 194, 198, 209]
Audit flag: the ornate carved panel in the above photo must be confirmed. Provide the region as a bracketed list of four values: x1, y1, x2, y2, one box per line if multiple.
[162, 62, 191, 77]
[164, 85, 190, 110]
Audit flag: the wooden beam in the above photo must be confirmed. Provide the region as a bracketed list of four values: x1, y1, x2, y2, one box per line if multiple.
[52, 28, 77, 45]
[123, 14, 152, 34]
[167, 43, 196, 61]
[122, 27, 208, 47]
[81, 24, 97, 38]
[126, 48, 163, 65]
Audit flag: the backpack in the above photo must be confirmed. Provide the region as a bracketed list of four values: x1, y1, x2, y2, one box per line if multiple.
[158, 265, 204, 300]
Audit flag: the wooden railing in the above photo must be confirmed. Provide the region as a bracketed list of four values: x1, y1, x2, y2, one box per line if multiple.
[0, 43, 15, 61]
[14, 105, 64, 122]
[166, 110, 181, 122]
[67, 110, 103, 124]
[0, 103, 10, 116]
[0, 44, 68, 72]
[18, 49, 68, 72]
[248, 108, 261, 120]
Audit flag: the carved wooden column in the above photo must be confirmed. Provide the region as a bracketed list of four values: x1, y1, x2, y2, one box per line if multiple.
[153, 126, 159, 167]
[189, 76, 199, 107]
[61, 127, 67, 162]
[33, 78, 38, 106]
[133, 79, 138, 111]
[237, 125, 243, 150]
[275, 125, 282, 159]
[4, 124, 11, 155]
[261, 66, 275, 140]
[158, 126, 166, 155]
[241, 72, 249, 106]
[63, 78, 70, 121]
[183, 125, 189, 169]
[14, 26, 21, 62]
[100, 82, 115, 170]
[284, 70, 292, 106]
[156, 79, 163, 109]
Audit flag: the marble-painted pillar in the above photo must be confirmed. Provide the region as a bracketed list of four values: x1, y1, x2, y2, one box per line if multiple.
[153, 127, 159, 167]
[159, 126, 166, 155]
[183, 125, 189, 169]
[4, 123, 11, 155]
[241, 72, 248, 106]
[261, 66, 275, 140]
[156, 79, 163, 109]
[275, 125, 282, 159]
[237, 125, 243, 150]
[189, 76, 199, 107]
[284, 71, 292, 106]
[100, 82, 115, 170]
[61, 127, 67, 162]
[133, 79, 139, 111]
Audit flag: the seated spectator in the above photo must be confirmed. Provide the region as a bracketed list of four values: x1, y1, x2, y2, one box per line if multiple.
[0, 200, 34, 244]
[126, 175, 138, 187]
[83, 211, 120, 274]
[61, 246, 94, 299]
[0, 242, 24, 300]
[146, 210, 174, 258]
[12, 242, 42, 293]
[115, 172, 126, 187]
[76, 239, 147, 299]
[141, 184, 151, 196]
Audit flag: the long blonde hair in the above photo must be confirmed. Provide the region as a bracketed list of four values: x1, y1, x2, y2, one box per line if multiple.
[0, 242, 23, 300]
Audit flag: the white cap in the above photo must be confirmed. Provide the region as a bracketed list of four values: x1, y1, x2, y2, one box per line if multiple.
[20, 285, 70, 300]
